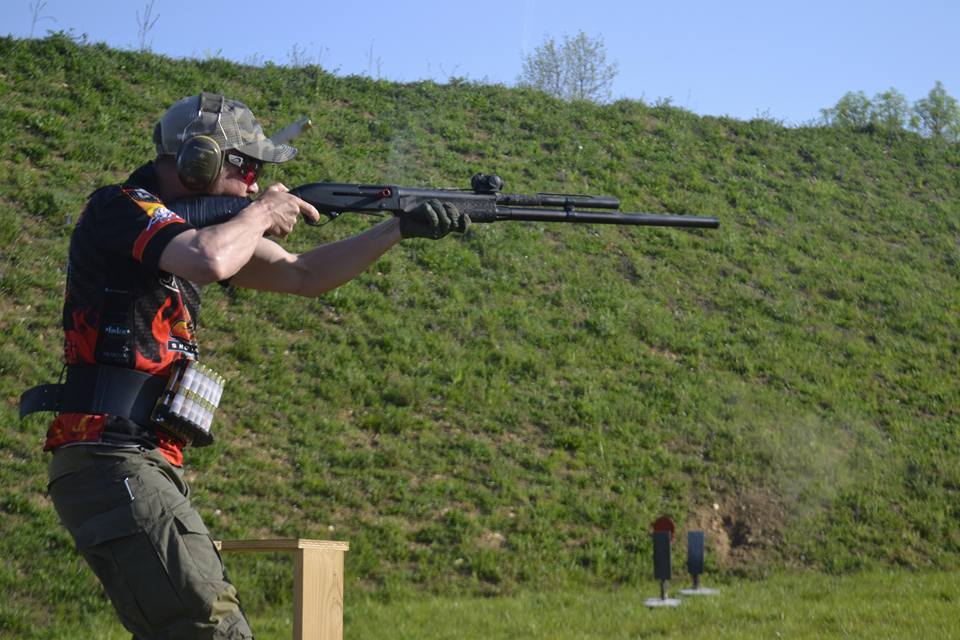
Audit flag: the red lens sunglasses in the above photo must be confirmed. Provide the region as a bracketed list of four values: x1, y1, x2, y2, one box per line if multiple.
[225, 152, 262, 186]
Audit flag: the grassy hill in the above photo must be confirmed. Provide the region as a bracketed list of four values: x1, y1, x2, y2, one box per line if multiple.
[1, 34, 958, 636]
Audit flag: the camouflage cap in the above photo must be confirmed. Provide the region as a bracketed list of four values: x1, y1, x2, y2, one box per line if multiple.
[153, 92, 297, 163]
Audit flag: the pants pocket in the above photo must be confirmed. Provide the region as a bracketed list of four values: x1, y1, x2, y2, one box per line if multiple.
[74, 502, 186, 633]
[163, 503, 234, 614]
[145, 502, 250, 638]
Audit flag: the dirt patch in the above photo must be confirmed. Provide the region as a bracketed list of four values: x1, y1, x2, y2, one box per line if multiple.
[687, 488, 789, 569]
[477, 530, 506, 550]
[687, 503, 732, 564]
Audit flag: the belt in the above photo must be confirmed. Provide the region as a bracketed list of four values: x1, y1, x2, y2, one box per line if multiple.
[20, 364, 167, 425]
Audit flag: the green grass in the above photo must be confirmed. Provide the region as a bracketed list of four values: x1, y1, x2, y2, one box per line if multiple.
[1, 33, 959, 637]
[344, 571, 960, 639]
[29, 571, 960, 639]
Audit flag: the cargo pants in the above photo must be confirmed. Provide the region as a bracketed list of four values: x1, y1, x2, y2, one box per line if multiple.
[48, 445, 254, 640]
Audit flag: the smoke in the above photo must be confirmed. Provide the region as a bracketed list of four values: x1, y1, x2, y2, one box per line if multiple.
[771, 410, 889, 514]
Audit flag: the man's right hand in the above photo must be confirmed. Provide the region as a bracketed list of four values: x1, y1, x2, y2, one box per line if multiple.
[249, 184, 321, 237]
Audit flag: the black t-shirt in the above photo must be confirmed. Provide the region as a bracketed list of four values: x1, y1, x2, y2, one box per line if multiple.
[63, 162, 200, 372]
[47, 162, 200, 461]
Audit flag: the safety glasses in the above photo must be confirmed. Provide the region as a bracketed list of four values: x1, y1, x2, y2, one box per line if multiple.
[225, 152, 262, 186]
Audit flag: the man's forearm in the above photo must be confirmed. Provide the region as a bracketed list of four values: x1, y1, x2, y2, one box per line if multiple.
[291, 218, 403, 297]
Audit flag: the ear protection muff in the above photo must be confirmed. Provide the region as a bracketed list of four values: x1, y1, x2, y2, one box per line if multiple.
[176, 134, 223, 191]
[175, 93, 227, 191]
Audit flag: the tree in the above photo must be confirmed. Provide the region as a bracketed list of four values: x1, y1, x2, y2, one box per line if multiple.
[28, 0, 56, 38]
[136, 0, 159, 52]
[913, 81, 960, 141]
[820, 87, 911, 132]
[518, 31, 618, 103]
[871, 88, 910, 130]
[820, 91, 872, 128]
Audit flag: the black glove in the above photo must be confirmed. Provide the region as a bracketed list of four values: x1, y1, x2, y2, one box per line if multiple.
[399, 199, 470, 239]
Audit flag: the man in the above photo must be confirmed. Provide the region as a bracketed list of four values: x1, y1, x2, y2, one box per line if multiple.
[32, 93, 468, 639]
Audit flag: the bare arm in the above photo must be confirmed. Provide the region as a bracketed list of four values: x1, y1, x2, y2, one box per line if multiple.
[159, 186, 459, 294]
[158, 185, 319, 284]
[227, 218, 403, 296]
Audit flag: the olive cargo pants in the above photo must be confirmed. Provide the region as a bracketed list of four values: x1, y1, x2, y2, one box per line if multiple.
[48, 446, 253, 639]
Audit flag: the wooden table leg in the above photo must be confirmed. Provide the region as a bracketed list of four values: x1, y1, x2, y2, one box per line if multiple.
[294, 546, 345, 640]
[216, 539, 349, 640]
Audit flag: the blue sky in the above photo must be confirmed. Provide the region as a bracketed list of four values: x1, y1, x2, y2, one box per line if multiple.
[6, 0, 958, 124]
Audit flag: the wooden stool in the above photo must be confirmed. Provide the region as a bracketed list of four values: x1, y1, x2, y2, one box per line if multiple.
[215, 538, 349, 640]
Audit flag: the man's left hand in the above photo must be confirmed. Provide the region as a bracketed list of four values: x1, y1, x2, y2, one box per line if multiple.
[399, 199, 470, 239]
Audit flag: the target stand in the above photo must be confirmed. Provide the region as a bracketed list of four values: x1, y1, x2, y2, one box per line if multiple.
[678, 531, 720, 596]
[644, 518, 681, 607]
